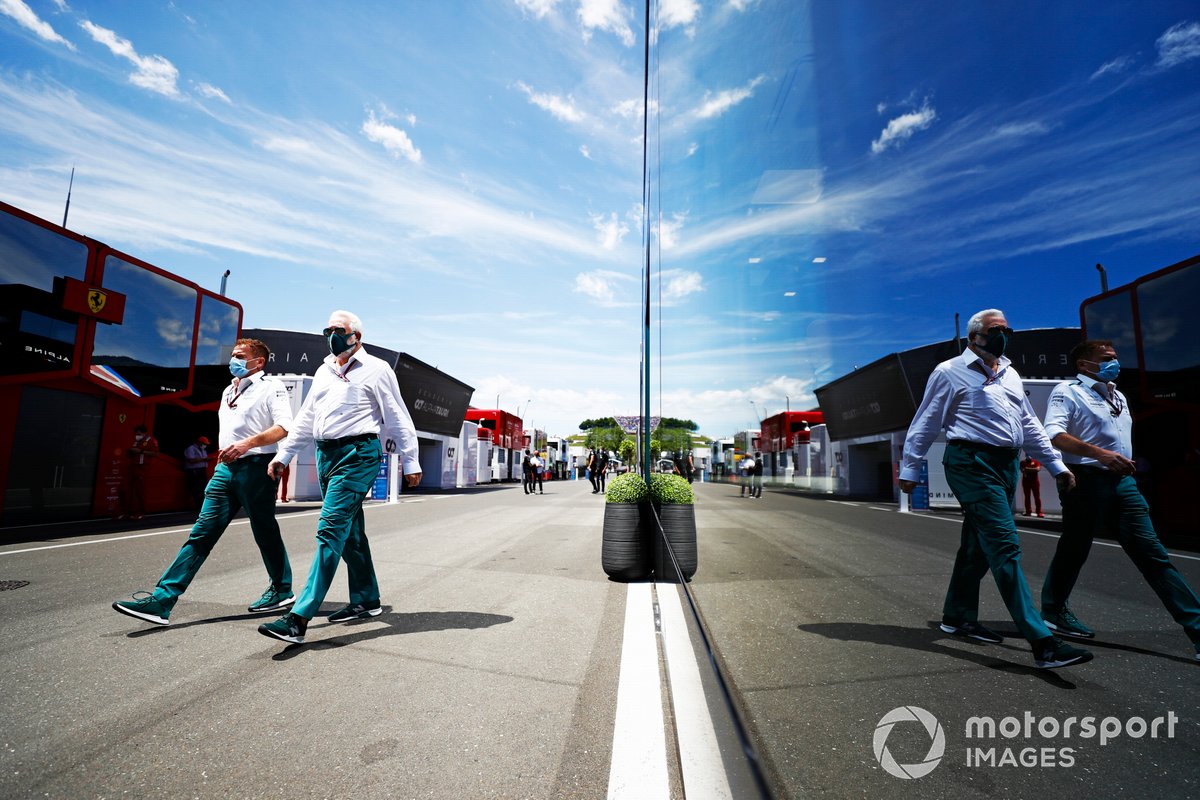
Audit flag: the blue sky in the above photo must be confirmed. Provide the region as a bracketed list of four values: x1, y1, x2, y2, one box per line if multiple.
[2, 1, 1198, 438]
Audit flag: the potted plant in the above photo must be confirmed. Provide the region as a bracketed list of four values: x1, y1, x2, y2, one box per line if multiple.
[648, 473, 697, 583]
[601, 472, 652, 580]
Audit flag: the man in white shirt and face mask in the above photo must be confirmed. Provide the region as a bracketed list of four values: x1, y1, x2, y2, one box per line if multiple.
[259, 311, 423, 644]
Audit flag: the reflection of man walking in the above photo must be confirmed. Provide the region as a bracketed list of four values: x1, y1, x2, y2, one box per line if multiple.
[900, 308, 1091, 670]
[112, 339, 294, 626]
[260, 311, 422, 644]
[1039, 339, 1200, 661]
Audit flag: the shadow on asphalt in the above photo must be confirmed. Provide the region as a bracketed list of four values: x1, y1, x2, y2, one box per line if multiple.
[269, 608, 515, 660]
[797, 621, 1082, 687]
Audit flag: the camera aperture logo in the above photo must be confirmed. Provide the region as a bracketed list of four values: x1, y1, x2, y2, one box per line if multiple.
[873, 706, 946, 779]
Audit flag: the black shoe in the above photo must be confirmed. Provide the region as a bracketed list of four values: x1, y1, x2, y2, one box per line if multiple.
[258, 612, 307, 644]
[1032, 636, 1094, 669]
[327, 601, 383, 622]
[939, 619, 1004, 644]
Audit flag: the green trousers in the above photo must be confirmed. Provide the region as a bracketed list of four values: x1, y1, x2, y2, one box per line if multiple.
[1042, 467, 1200, 645]
[292, 438, 383, 620]
[153, 454, 290, 609]
[941, 442, 1052, 644]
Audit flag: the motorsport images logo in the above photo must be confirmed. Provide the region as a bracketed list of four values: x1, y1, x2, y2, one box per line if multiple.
[873, 706, 946, 779]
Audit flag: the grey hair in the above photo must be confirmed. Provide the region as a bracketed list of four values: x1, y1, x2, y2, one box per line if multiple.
[329, 310, 363, 335]
[967, 308, 1005, 337]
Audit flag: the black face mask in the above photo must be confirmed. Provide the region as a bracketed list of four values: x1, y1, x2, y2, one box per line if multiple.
[977, 328, 1008, 358]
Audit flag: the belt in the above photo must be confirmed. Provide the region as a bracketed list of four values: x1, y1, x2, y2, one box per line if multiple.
[1070, 463, 1116, 475]
[947, 439, 1019, 456]
[315, 433, 378, 448]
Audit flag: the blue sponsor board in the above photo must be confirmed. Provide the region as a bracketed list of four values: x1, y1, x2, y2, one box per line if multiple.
[372, 455, 390, 500]
[912, 460, 929, 510]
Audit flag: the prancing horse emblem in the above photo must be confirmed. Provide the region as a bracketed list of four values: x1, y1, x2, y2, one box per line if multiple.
[88, 290, 107, 314]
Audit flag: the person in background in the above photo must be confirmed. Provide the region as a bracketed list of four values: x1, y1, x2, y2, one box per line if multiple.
[597, 450, 610, 493]
[900, 308, 1090, 670]
[118, 424, 158, 521]
[1020, 455, 1043, 517]
[522, 449, 534, 495]
[751, 451, 765, 498]
[531, 451, 545, 495]
[183, 435, 211, 509]
[1039, 339, 1200, 662]
[278, 463, 291, 503]
[587, 450, 601, 494]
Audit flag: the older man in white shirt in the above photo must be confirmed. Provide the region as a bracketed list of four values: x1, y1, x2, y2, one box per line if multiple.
[113, 338, 295, 626]
[259, 310, 422, 644]
[900, 308, 1090, 670]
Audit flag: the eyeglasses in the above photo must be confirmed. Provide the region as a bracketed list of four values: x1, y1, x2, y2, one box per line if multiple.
[322, 326, 349, 336]
[983, 326, 1014, 336]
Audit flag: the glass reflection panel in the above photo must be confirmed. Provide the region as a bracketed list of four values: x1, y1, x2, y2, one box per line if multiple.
[1082, 290, 1139, 369]
[90, 255, 196, 398]
[1137, 265, 1199, 403]
[190, 293, 242, 406]
[0, 207, 88, 376]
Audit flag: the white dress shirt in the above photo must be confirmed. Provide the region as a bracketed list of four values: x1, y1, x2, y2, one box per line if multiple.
[900, 349, 1067, 482]
[1043, 374, 1133, 466]
[217, 372, 293, 456]
[276, 346, 421, 474]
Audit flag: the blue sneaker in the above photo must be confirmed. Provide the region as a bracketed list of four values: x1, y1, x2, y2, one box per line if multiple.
[327, 601, 382, 622]
[1043, 607, 1095, 639]
[258, 612, 307, 644]
[248, 586, 295, 613]
[1033, 636, 1093, 669]
[939, 619, 1004, 644]
[112, 592, 170, 626]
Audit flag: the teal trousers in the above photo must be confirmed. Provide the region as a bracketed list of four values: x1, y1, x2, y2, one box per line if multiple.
[153, 454, 290, 609]
[292, 438, 382, 620]
[941, 442, 1052, 644]
[1042, 467, 1200, 645]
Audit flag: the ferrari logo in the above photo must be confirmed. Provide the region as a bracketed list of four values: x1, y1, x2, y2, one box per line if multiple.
[88, 290, 107, 314]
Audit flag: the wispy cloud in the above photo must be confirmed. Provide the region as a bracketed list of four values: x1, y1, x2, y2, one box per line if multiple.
[1, 0, 75, 49]
[659, 0, 700, 37]
[578, 0, 634, 46]
[361, 108, 422, 163]
[660, 268, 703, 303]
[579, 144, 592, 159]
[80, 20, 179, 97]
[693, 75, 766, 120]
[1155, 20, 1200, 69]
[1090, 55, 1133, 81]
[515, 80, 584, 123]
[993, 121, 1050, 138]
[870, 101, 936, 154]
[654, 211, 687, 249]
[591, 211, 629, 249]
[514, 0, 560, 19]
[573, 268, 636, 305]
[195, 82, 230, 103]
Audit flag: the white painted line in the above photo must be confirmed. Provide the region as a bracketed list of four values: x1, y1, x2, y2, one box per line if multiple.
[608, 582, 670, 800]
[830, 501, 862, 507]
[658, 584, 734, 799]
[868, 506, 891, 512]
[908, 512, 1200, 562]
[0, 508, 336, 557]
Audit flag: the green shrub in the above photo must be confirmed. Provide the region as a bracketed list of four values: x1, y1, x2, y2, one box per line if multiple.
[648, 473, 694, 505]
[605, 472, 648, 503]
